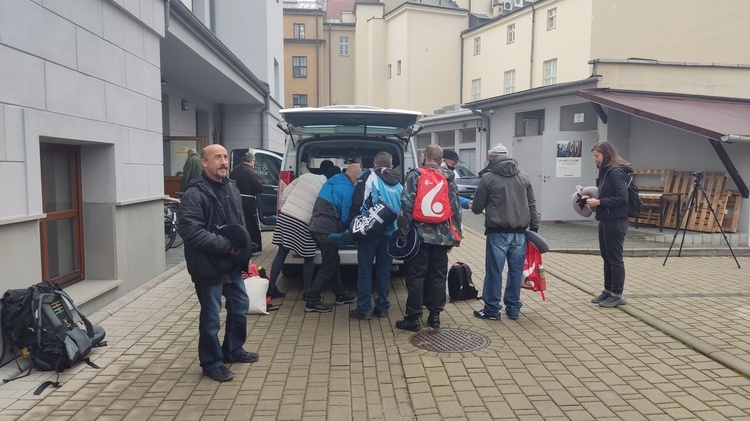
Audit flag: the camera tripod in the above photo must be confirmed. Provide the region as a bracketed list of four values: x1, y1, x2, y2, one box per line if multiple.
[663, 172, 740, 268]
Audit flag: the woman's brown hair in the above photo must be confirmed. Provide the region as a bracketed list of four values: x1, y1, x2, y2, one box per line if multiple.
[591, 140, 629, 169]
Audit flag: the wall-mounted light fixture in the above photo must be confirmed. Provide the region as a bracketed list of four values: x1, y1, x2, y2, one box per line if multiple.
[181, 99, 189, 111]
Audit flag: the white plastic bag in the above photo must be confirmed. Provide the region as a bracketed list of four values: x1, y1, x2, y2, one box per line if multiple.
[244, 276, 269, 315]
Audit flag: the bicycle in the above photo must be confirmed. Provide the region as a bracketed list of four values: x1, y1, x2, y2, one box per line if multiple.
[164, 197, 181, 251]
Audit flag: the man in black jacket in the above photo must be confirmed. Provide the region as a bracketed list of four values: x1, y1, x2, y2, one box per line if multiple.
[178, 144, 259, 382]
[229, 152, 264, 253]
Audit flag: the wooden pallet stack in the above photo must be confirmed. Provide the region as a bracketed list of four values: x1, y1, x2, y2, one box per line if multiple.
[631, 169, 741, 233]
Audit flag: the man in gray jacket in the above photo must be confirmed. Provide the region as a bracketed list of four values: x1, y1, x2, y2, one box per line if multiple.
[470, 143, 539, 321]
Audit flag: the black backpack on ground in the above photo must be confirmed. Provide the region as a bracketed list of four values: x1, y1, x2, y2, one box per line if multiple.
[448, 262, 479, 302]
[1, 280, 107, 394]
[627, 176, 643, 218]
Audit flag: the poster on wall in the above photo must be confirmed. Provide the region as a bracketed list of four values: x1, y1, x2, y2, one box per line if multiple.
[556, 140, 582, 178]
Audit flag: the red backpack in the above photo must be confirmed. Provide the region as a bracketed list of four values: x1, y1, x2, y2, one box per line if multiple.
[413, 167, 453, 224]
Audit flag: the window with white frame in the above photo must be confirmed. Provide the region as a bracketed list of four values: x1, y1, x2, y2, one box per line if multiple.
[387, 64, 392, 79]
[459, 149, 477, 173]
[471, 78, 481, 101]
[339, 37, 349, 56]
[507, 24, 515, 44]
[397, 60, 402, 75]
[293, 23, 305, 39]
[547, 8, 557, 30]
[474, 37, 481, 55]
[460, 129, 476, 144]
[292, 94, 308, 108]
[293, 56, 307, 78]
[543, 58, 557, 86]
[504, 69, 516, 94]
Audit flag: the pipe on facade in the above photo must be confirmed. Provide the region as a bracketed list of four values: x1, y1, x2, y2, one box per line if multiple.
[529, 3, 535, 89]
[210, 0, 216, 34]
[218, 103, 225, 145]
[459, 27, 464, 103]
[469, 107, 491, 157]
[260, 92, 270, 149]
[326, 23, 332, 104]
[164, 0, 170, 30]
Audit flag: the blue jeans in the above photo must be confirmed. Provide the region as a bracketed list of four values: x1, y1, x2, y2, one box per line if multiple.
[482, 233, 526, 317]
[356, 235, 393, 315]
[194, 272, 249, 370]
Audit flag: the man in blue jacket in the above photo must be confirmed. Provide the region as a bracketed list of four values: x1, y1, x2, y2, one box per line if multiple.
[178, 144, 259, 382]
[305, 163, 362, 313]
[348, 152, 403, 320]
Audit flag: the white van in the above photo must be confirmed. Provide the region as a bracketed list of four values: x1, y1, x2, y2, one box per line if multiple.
[276, 105, 423, 275]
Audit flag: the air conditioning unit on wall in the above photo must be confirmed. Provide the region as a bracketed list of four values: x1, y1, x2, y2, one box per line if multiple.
[514, 0, 524, 7]
[503, 1, 514, 11]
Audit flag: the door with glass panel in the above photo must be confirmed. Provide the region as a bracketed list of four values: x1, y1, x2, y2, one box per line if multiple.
[40, 144, 85, 286]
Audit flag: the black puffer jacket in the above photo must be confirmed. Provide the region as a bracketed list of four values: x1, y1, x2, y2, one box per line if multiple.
[595, 164, 632, 221]
[178, 173, 246, 284]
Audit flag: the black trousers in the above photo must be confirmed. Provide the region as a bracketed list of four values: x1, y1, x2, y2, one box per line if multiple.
[598, 218, 628, 295]
[305, 233, 346, 304]
[241, 196, 262, 252]
[404, 243, 450, 318]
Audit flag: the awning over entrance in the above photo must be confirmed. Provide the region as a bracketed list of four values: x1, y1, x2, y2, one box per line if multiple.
[577, 89, 750, 140]
[577, 89, 750, 198]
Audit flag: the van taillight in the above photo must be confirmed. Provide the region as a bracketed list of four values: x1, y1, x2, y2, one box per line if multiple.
[277, 171, 295, 214]
[280, 171, 294, 185]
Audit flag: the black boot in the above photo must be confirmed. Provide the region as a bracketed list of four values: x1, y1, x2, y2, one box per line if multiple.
[395, 315, 421, 332]
[427, 311, 440, 329]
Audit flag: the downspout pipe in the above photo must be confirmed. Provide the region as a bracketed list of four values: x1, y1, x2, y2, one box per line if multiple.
[459, 26, 464, 103]
[469, 107, 491, 157]
[327, 22, 332, 104]
[218, 103, 225, 145]
[260, 92, 270, 149]
[164, 0, 170, 30]
[529, 4, 535, 89]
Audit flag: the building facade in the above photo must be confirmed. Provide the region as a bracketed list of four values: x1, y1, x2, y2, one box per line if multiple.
[0, 0, 284, 354]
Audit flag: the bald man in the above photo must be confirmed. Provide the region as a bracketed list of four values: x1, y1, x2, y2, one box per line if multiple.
[177, 144, 259, 382]
[305, 163, 362, 313]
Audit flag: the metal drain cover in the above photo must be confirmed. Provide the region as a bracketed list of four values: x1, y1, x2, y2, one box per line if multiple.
[409, 329, 489, 353]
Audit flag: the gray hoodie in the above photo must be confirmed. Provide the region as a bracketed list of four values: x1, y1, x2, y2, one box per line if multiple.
[471, 157, 539, 233]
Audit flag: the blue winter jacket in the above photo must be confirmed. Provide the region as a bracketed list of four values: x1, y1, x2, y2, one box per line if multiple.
[309, 173, 356, 235]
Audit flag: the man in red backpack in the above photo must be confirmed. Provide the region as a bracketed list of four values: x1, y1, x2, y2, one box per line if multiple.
[394, 145, 462, 331]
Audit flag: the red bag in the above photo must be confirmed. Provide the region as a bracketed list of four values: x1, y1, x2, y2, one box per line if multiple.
[413, 167, 453, 224]
[522, 242, 547, 300]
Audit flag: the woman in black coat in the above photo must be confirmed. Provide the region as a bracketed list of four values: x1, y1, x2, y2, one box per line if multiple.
[585, 141, 633, 308]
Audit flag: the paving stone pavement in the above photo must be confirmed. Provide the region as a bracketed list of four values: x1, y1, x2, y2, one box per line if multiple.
[2, 222, 750, 420]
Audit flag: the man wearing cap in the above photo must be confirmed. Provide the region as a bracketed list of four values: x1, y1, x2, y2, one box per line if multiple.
[442, 148, 472, 209]
[471, 143, 539, 321]
[394, 144, 462, 331]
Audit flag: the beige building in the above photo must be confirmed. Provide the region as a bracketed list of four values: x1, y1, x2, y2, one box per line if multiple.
[285, 0, 750, 239]
[283, 4, 326, 108]
[324, 13, 356, 106]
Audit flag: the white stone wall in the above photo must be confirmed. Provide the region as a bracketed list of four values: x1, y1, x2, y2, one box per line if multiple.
[0, 0, 166, 309]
